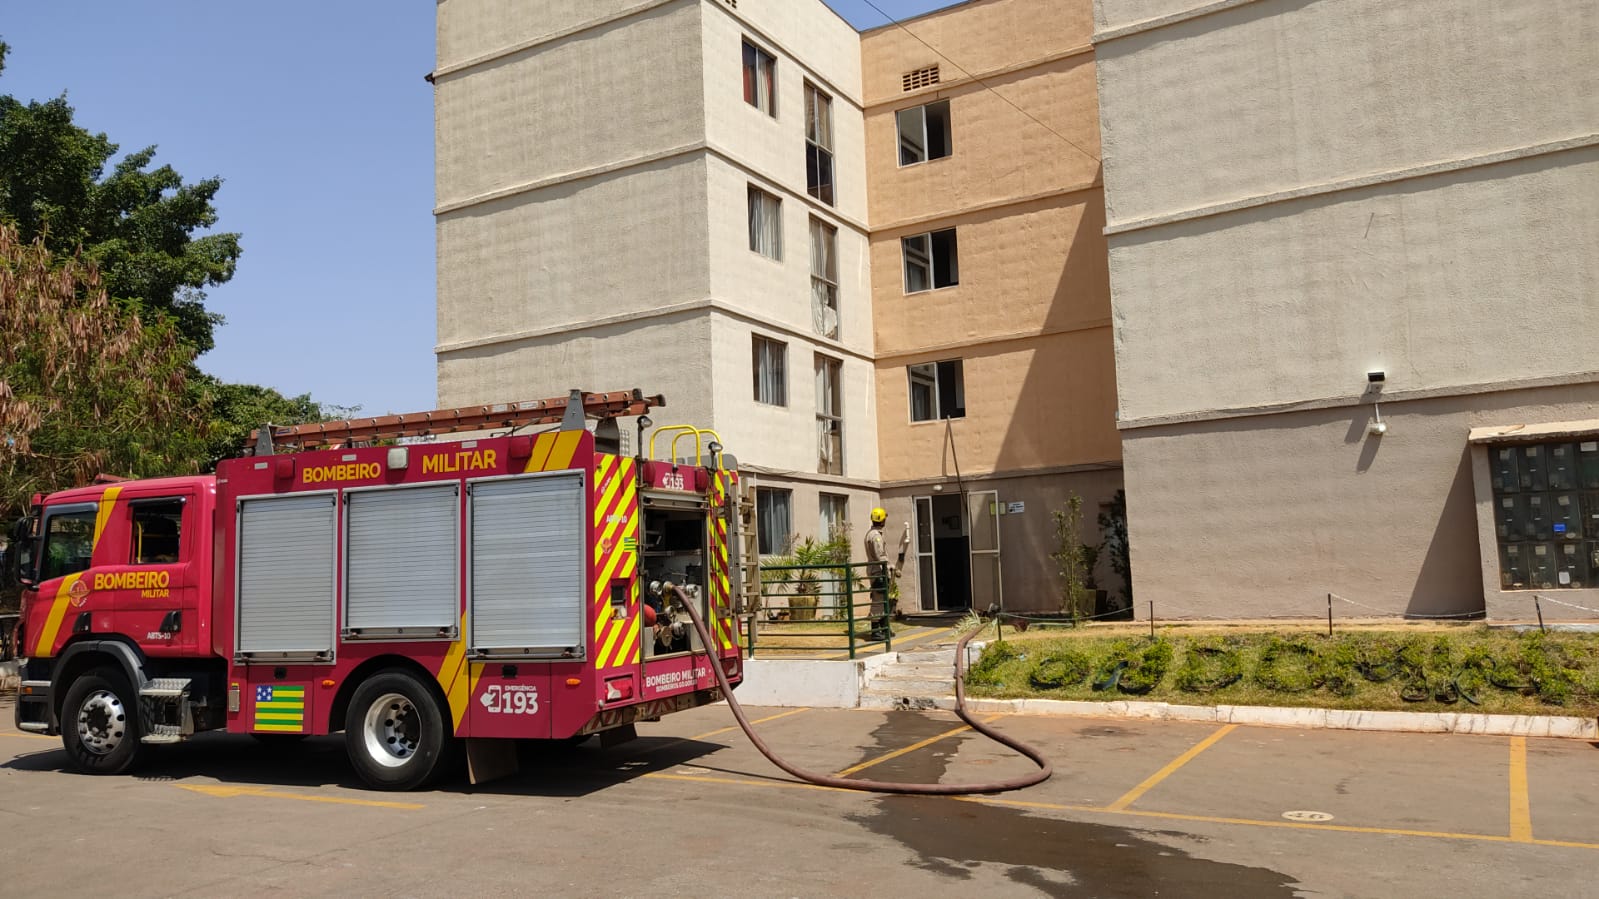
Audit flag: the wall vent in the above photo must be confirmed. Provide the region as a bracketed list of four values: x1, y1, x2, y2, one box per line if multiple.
[724, 0, 737, 8]
[902, 65, 940, 92]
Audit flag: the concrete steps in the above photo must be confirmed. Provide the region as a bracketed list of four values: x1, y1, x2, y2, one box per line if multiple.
[860, 647, 959, 710]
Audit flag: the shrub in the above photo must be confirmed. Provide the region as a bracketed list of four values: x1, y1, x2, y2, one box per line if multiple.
[1029, 650, 1093, 690]
[967, 641, 1022, 687]
[1174, 639, 1245, 693]
[1254, 637, 1323, 693]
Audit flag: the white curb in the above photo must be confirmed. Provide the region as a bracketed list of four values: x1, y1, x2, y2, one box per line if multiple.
[959, 697, 1599, 739]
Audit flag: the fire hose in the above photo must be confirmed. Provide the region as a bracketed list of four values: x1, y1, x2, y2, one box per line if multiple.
[671, 586, 1052, 795]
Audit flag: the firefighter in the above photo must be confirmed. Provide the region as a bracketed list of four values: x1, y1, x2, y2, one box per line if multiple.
[864, 508, 896, 642]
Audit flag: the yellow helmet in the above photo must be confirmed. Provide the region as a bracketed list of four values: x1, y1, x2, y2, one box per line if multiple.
[870, 507, 888, 524]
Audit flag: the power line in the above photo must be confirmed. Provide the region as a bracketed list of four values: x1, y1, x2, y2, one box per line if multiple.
[859, 0, 1102, 165]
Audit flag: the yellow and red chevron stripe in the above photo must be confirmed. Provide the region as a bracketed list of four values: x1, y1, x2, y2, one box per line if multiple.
[708, 471, 737, 651]
[591, 455, 640, 669]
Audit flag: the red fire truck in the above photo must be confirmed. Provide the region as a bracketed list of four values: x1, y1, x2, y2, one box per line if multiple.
[8, 389, 744, 789]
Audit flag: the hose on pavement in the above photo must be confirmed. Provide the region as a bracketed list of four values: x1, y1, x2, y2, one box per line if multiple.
[672, 586, 1052, 795]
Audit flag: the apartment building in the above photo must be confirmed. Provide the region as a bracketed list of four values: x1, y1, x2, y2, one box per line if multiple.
[1094, 0, 1599, 619]
[861, 0, 1122, 614]
[432, 0, 882, 549]
[433, 0, 1123, 613]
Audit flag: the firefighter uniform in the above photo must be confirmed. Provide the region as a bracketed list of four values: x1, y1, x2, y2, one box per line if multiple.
[865, 511, 892, 640]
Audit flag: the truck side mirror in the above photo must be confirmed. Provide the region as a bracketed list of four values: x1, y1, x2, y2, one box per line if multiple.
[9, 515, 38, 588]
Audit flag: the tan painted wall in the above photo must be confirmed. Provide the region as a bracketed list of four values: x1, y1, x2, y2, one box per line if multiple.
[861, 0, 1096, 103]
[1122, 385, 1599, 619]
[874, 332, 1120, 484]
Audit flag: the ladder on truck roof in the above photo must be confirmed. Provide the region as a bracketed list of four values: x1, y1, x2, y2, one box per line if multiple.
[247, 388, 664, 454]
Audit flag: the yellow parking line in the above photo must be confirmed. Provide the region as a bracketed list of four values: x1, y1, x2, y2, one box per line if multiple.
[0, 731, 58, 741]
[690, 707, 811, 742]
[642, 772, 1599, 852]
[177, 783, 423, 810]
[833, 714, 1004, 778]
[893, 625, 958, 648]
[1509, 736, 1533, 842]
[1107, 723, 1236, 811]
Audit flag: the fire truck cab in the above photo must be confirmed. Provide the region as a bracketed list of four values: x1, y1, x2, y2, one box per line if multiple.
[9, 389, 744, 790]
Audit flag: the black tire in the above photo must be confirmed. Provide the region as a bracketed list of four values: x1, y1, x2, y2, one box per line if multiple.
[343, 670, 454, 791]
[60, 668, 143, 776]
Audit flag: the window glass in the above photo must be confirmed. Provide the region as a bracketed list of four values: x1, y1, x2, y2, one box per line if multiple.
[819, 494, 849, 542]
[40, 508, 96, 581]
[748, 186, 782, 259]
[908, 363, 937, 422]
[815, 356, 843, 476]
[131, 499, 185, 565]
[903, 229, 957, 292]
[810, 218, 839, 339]
[902, 234, 931, 293]
[743, 41, 776, 116]
[805, 83, 835, 205]
[897, 100, 952, 166]
[757, 488, 792, 555]
[752, 335, 787, 406]
[908, 360, 965, 421]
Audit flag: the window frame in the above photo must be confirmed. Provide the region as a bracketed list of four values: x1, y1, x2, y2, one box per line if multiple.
[815, 354, 844, 476]
[742, 39, 777, 117]
[896, 99, 953, 167]
[809, 216, 839, 340]
[752, 334, 788, 407]
[757, 487, 793, 556]
[819, 493, 849, 542]
[129, 496, 188, 566]
[908, 359, 966, 423]
[37, 503, 97, 583]
[902, 228, 959, 294]
[747, 185, 783, 261]
[804, 81, 835, 206]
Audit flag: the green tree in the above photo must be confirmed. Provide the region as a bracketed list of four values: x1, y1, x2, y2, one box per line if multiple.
[0, 223, 207, 521]
[194, 377, 357, 466]
[0, 41, 240, 352]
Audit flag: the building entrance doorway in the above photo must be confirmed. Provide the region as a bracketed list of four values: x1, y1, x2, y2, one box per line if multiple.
[913, 491, 1002, 612]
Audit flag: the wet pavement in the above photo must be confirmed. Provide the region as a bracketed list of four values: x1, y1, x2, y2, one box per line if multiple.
[2, 696, 1595, 897]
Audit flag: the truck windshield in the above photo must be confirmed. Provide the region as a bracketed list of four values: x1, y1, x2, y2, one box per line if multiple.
[40, 509, 97, 581]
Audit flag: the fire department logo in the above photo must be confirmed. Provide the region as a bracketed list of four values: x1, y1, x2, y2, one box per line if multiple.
[68, 579, 91, 607]
[601, 536, 614, 554]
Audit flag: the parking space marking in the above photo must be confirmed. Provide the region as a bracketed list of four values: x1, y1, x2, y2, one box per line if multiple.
[177, 783, 424, 810]
[644, 771, 1599, 852]
[0, 731, 57, 741]
[1509, 736, 1533, 842]
[1107, 723, 1236, 811]
[689, 707, 811, 742]
[833, 714, 1005, 778]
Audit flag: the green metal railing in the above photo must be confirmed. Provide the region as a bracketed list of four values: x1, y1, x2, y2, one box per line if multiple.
[746, 562, 892, 659]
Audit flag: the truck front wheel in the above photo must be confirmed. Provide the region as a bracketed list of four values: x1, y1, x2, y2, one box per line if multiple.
[344, 670, 454, 791]
[60, 668, 144, 775]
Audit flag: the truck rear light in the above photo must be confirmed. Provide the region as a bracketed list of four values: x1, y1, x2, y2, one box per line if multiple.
[565, 678, 582, 687]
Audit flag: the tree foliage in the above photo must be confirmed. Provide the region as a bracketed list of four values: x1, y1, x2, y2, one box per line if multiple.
[0, 43, 240, 352]
[0, 223, 207, 520]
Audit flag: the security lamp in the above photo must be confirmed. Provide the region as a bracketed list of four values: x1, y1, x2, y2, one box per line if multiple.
[638, 415, 653, 430]
[707, 441, 722, 456]
[1367, 371, 1386, 384]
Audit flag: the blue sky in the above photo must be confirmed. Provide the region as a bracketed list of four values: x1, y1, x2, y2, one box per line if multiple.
[1, 1, 963, 415]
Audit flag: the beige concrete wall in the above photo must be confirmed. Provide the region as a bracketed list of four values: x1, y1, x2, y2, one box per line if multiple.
[437, 0, 682, 71]
[435, 1, 704, 208]
[436, 311, 715, 426]
[875, 331, 1120, 484]
[435, 156, 711, 355]
[880, 467, 1124, 614]
[1122, 384, 1599, 619]
[1095, 0, 1599, 225]
[1109, 146, 1599, 424]
[702, 0, 867, 228]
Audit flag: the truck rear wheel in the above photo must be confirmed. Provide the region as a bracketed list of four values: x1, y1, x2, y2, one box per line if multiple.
[344, 670, 453, 791]
[60, 668, 143, 776]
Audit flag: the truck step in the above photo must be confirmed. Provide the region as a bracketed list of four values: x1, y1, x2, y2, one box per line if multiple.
[141, 723, 184, 744]
[140, 677, 193, 699]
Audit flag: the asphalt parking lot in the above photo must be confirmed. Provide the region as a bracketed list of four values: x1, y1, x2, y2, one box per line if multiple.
[1, 696, 1595, 897]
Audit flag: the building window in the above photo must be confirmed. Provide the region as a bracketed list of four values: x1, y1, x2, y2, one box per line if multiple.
[897, 100, 952, 166]
[748, 185, 782, 260]
[752, 335, 787, 406]
[903, 228, 958, 293]
[1490, 440, 1599, 590]
[742, 40, 776, 116]
[804, 82, 834, 206]
[131, 499, 185, 565]
[757, 487, 792, 555]
[815, 355, 843, 476]
[908, 360, 965, 422]
[809, 217, 839, 340]
[820, 493, 849, 541]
